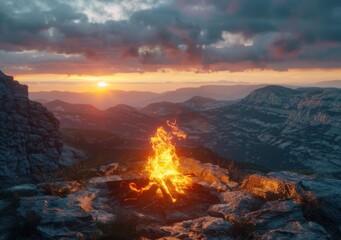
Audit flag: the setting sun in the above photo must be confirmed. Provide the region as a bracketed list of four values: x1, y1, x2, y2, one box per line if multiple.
[97, 81, 108, 88]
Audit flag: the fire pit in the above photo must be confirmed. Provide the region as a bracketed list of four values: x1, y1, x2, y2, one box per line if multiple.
[106, 179, 219, 224]
[106, 121, 219, 223]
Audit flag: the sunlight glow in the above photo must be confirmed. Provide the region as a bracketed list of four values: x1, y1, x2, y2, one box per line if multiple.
[97, 81, 108, 88]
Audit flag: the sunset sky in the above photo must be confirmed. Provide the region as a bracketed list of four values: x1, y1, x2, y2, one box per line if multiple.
[1, 0, 341, 92]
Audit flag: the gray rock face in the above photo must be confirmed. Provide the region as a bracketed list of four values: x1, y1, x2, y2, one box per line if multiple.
[0, 71, 62, 184]
[246, 200, 331, 240]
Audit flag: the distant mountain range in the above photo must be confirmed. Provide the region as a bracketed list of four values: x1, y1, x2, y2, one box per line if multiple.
[43, 85, 341, 174]
[44, 100, 160, 139]
[312, 80, 341, 88]
[31, 84, 266, 109]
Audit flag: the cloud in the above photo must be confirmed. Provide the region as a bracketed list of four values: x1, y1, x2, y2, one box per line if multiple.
[0, 0, 340, 74]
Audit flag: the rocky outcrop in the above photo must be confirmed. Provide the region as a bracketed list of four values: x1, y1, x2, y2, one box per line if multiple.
[0, 71, 62, 185]
[241, 172, 341, 236]
[0, 160, 338, 239]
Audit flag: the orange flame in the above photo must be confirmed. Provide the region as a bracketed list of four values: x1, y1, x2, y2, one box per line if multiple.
[129, 121, 191, 202]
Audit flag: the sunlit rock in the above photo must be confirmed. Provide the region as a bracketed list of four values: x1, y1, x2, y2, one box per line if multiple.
[179, 157, 238, 191]
[241, 174, 297, 200]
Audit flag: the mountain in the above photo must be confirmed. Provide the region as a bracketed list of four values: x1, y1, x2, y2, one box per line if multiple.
[312, 80, 341, 88]
[44, 85, 341, 174]
[44, 100, 160, 139]
[31, 84, 265, 109]
[146, 84, 267, 103]
[175, 85, 341, 173]
[141, 96, 234, 117]
[0, 71, 62, 185]
[30, 90, 159, 109]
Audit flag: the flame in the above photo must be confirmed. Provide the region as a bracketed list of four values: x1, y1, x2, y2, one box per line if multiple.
[129, 121, 191, 202]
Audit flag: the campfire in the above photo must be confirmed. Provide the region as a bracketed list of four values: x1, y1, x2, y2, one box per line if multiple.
[129, 121, 192, 203]
[106, 121, 219, 224]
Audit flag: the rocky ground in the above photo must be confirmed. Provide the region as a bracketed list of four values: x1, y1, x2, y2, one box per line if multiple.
[0, 157, 339, 240]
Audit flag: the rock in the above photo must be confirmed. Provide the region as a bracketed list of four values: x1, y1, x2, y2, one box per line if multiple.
[241, 174, 297, 200]
[208, 190, 263, 222]
[89, 209, 116, 224]
[160, 216, 233, 239]
[258, 221, 330, 240]
[98, 162, 126, 176]
[298, 179, 341, 234]
[241, 172, 341, 237]
[0, 71, 27, 98]
[246, 200, 330, 239]
[87, 175, 122, 188]
[179, 157, 238, 191]
[59, 144, 86, 167]
[0, 71, 62, 185]
[166, 210, 190, 223]
[17, 194, 98, 239]
[269, 171, 341, 235]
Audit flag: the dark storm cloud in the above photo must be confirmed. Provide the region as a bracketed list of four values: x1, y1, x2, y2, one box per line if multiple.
[0, 0, 341, 74]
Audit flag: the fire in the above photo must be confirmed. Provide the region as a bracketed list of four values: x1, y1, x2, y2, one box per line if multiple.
[129, 121, 191, 203]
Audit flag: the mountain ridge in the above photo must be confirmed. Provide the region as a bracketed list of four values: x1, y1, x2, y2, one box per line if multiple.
[44, 85, 341, 174]
[31, 84, 266, 109]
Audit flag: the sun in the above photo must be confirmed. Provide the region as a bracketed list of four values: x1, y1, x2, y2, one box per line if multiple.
[97, 81, 108, 88]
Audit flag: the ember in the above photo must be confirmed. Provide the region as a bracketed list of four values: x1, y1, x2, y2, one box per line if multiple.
[129, 121, 192, 203]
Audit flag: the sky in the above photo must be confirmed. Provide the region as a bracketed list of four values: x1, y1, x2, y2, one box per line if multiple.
[0, 0, 341, 92]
